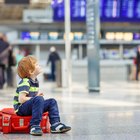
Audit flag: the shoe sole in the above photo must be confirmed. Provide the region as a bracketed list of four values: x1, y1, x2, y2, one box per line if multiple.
[30, 132, 43, 136]
[51, 127, 71, 133]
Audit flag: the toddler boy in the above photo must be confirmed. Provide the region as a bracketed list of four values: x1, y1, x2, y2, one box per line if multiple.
[13, 55, 71, 136]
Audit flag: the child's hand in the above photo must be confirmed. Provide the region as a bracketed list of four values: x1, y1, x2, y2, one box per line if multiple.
[37, 93, 44, 96]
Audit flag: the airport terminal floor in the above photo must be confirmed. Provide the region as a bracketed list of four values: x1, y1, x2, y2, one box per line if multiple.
[1, 79, 140, 140]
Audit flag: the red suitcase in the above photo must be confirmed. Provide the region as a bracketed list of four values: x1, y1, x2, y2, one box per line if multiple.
[0, 108, 50, 134]
[0, 111, 2, 131]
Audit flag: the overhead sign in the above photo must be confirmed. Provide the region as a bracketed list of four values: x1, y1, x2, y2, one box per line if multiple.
[52, 0, 140, 22]
[53, 0, 86, 21]
[23, 7, 53, 23]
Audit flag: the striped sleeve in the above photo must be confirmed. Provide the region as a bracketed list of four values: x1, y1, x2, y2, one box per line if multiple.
[18, 78, 30, 94]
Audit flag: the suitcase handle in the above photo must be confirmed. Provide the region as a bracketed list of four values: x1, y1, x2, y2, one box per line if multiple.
[12, 123, 29, 130]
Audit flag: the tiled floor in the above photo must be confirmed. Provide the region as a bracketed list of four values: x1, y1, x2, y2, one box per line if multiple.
[1, 80, 140, 140]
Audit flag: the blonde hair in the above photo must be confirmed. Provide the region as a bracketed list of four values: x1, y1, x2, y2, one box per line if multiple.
[17, 55, 37, 78]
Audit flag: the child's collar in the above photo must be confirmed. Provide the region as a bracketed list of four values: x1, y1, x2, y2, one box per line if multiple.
[29, 78, 38, 83]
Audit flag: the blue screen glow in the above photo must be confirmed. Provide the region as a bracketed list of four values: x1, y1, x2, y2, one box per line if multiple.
[52, 0, 140, 22]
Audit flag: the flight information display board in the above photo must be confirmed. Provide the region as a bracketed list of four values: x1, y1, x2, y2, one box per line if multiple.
[53, 0, 64, 21]
[121, 0, 135, 18]
[53, 0, 86, 21]
[134, 0, 140, 19]
[52, 0, 140, 22]
[102, 0, 121, 19]
[70, 0, 86, 21]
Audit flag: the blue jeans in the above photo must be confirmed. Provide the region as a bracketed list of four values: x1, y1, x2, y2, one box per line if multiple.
[17, 96, 60, 126]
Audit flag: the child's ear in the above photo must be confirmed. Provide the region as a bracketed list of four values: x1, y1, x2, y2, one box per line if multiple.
[29, 70, 34, 75]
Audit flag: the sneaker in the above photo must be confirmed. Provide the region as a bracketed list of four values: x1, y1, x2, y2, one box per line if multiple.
[30, 125, 43, 136]
[51, 122, 71, 133]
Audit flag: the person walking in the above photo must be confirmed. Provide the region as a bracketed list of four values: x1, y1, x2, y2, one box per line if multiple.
[47, 46, 61, 81]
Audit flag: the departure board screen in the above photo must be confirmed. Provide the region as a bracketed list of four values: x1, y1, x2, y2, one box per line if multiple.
[53, 1, 64, 21]
[102, 0, 121, 18]
[121, 0, 135, 18]
[52, 0, 140, 22]
[134, 0, 140, 19]
[70, 0, 86, 21]
[53, 0, 86, 21]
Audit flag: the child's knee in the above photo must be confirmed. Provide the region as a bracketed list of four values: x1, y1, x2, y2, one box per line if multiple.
[50, 98, 57, 104]
[33, 96, 44, 103]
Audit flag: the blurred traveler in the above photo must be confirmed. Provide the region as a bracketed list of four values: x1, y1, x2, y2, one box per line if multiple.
[47, 46, 61, 81]
[136, 46, 140, 80]
[1, 34, 16, 87]
[0, 34, 10, 88]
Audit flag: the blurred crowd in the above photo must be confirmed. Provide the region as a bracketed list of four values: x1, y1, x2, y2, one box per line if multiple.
[0, 33, 31, 89]
[0, 33, 14, 88]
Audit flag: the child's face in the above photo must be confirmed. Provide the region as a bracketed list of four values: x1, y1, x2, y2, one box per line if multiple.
[33, 62, 42, 76]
